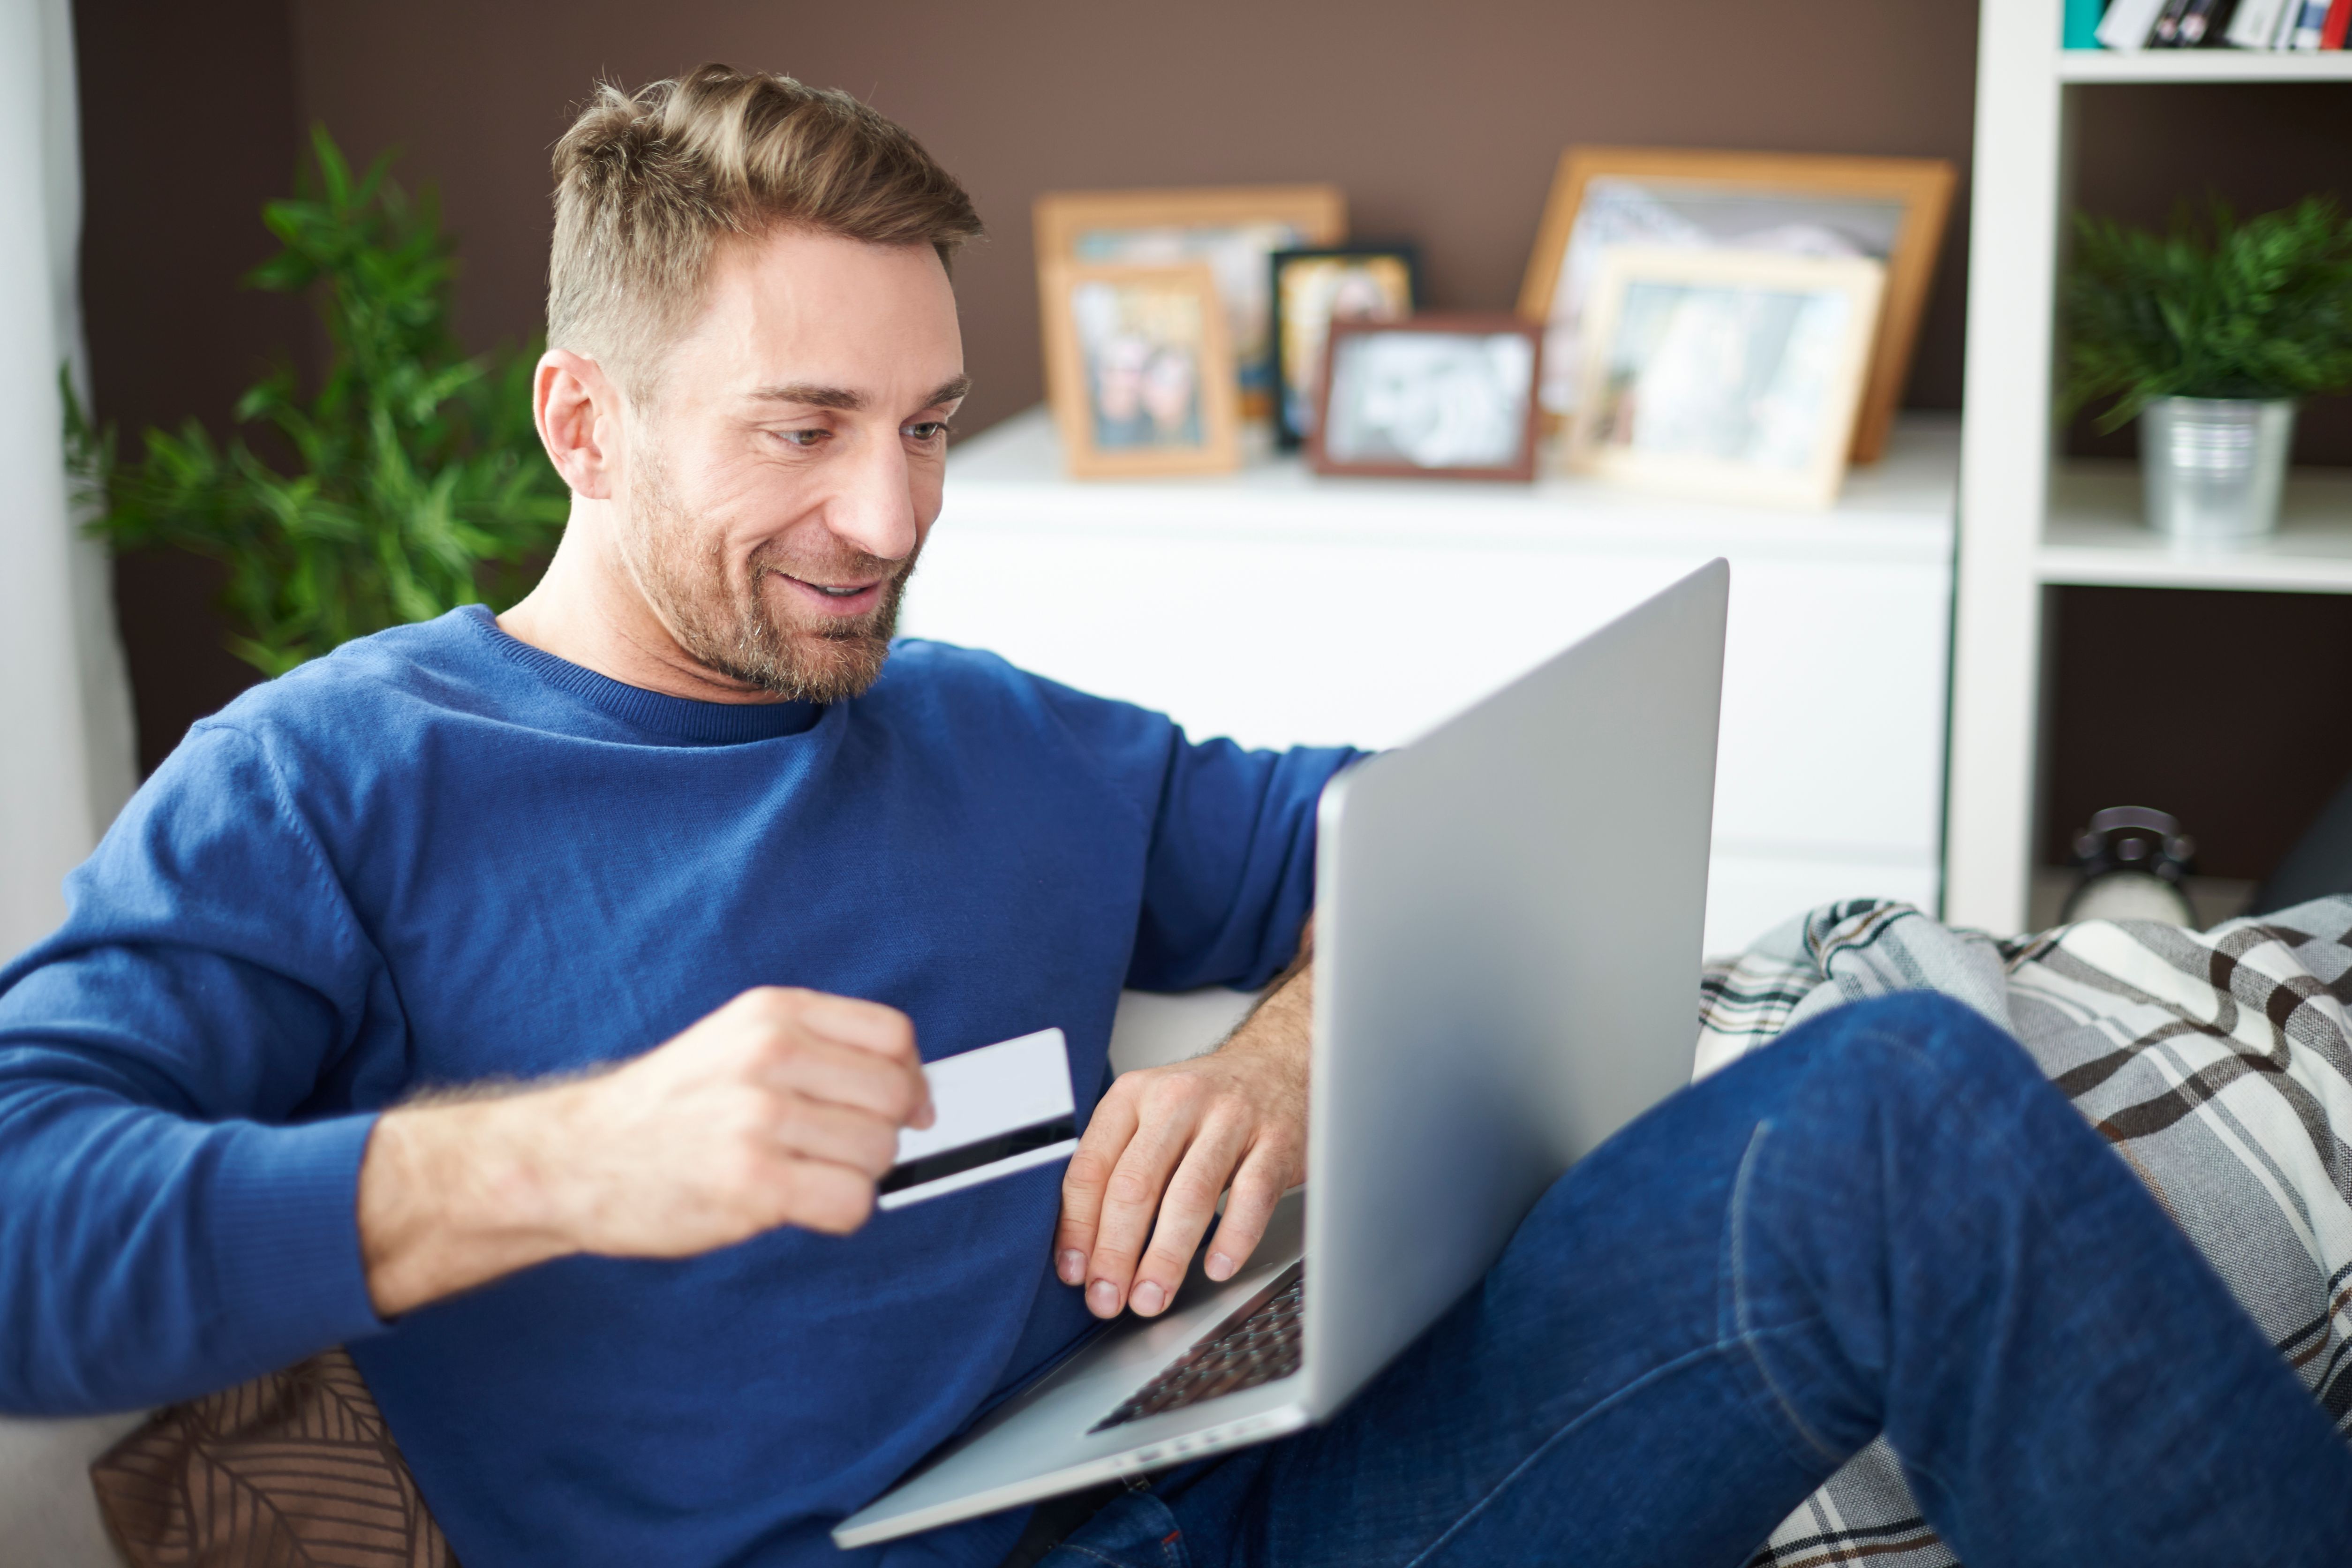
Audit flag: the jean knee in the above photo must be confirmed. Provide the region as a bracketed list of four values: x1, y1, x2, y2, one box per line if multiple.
[1783, 991, 2038, 1120]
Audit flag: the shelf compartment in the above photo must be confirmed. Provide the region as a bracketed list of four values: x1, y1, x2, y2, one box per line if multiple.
[2057, 49, 2352, 83]
[2038, 461, 2352, 591]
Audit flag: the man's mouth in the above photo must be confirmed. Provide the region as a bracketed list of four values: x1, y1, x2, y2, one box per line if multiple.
[772, 570, 889, 617]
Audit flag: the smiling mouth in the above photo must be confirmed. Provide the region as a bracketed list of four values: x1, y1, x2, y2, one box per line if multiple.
[770, 570, 894, 615]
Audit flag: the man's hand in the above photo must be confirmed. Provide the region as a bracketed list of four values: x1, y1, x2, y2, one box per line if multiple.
[358, 988, 932, 1317]
[1055, 956, 1312, 1319]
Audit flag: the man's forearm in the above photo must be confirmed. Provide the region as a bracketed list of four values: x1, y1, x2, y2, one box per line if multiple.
[1217, 920, 1313, 1071]
[359, 1093, 583, 1318]
[354, 986, 931, 1319]
[1220, 955, 1312, 1069]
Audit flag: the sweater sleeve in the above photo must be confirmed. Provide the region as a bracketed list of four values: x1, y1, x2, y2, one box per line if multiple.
[0, 723, 390, 1415]
[1126, 731, 1361, 994]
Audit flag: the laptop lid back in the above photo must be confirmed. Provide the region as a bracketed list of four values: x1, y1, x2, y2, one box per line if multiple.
[1299, 559, 1726, 1418]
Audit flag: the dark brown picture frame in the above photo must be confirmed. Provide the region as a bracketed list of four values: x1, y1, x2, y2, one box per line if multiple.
[1308, 313, 1544, 482]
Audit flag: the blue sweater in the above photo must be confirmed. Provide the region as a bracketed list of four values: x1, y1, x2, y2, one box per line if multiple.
[0, 607, 1354, 1567]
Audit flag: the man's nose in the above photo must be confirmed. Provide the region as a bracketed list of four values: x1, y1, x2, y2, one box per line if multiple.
[823, 430, 920, 563]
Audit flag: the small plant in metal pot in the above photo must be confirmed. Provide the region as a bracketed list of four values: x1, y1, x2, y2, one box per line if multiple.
[2062, 198, 2352, 543]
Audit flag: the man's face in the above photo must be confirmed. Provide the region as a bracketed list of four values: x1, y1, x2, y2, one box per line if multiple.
[614, 227, 968, 702]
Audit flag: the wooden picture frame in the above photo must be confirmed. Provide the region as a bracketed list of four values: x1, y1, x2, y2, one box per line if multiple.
[1040, 260, 1241, 480]
[1566, 247, 1885, 510]
[1516, 146, 1953, 464]
[1310, 313, 1543, 483]
[1034, 185, 1347, 422]
[1268, 243, 1421, 450]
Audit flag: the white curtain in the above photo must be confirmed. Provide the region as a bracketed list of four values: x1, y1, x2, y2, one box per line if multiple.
[0, 0, 138, 964]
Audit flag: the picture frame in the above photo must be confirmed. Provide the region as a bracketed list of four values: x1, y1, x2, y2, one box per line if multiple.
[1567, 247, 1886, 510]
[1268, 244, 1421, 449]
[1034, 185, 1348, 422]
[1040, 260, 1241, 480]
[1310, 313, 1543, 483]
[1516, 146, 1954, 464]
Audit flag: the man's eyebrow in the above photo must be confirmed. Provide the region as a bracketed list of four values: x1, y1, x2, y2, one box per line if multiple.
[743, 375, 970, 413]
[748, 383, 867, 411]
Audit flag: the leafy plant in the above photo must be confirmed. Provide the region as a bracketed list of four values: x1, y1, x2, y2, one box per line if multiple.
[2061, 196, 2352, 433]
[66, 127, 567, 677]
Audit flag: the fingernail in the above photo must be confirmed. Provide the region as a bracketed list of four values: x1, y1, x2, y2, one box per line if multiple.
[1206, 1251, 1234, 1281]
[1087, 1280, 1119, 1316]
[1058, 1250, 1086, 1285]
[1131, 1280, 1165, 1316]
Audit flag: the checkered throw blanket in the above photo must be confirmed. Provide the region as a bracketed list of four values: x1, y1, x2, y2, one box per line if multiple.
[1697, 897, 2352, 1568]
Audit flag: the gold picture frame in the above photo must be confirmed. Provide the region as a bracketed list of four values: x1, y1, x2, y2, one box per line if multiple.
[1035, 185, 1347, 423]
[1567, 247, 1885, 510]
[1518, 147, 1953, 464]
[1040, 261, 1241, 480]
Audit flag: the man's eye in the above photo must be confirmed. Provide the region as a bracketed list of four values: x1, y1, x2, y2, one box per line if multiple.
[904, 421, 950, 442]
[779, 429, 828, 449]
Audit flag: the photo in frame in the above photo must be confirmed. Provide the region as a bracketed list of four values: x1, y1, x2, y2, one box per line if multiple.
[1517, 147, 1953, 463]
[1040, 260, 1240, 480]
[1035, 186, 1347, 422]
[1269, 244, 1420, 449]
[1310, 314, 1542, 482]
[1567, 248, 1885, 509]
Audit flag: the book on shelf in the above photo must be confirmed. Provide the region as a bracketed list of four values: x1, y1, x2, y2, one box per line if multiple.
[2066, 0, 2110, 44]
[2096, 0, 2172, 47]
[2076, 0, 2347, 44]
[2177, 0, 2235, 44]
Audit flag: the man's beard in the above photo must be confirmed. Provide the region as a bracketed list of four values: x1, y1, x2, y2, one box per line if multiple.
[627, 456, 916, 704]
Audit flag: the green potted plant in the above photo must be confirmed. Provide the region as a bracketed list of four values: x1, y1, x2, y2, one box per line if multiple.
[67, 128, 566, 677]
[2061, 197, 2352, 543]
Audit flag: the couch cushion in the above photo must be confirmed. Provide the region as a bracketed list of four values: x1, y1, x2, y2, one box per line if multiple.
[90, 1349, 452, 1567]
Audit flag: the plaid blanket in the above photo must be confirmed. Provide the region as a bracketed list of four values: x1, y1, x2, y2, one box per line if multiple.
[1696, 897, 2352, 1568]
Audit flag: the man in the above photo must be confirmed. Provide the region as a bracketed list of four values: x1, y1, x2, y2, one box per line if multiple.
[2, 65, 2347, 1568]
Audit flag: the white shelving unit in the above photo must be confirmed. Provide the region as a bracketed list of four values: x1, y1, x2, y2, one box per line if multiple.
[1948, 0, 2352, 932]
[911, 407, 1959, 957]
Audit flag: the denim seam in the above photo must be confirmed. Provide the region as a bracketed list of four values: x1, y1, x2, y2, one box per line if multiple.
[1396, 1338, 1729, 1568]
[1052, 1535, 1185, 1568]
[1728, 1118, 1846, 1467]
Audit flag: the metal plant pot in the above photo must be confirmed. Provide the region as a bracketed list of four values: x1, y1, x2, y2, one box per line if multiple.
[2138, 395, 2297, 542]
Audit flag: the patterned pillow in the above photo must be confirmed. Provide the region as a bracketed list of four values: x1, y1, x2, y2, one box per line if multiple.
[89, 1349, 455, 1567]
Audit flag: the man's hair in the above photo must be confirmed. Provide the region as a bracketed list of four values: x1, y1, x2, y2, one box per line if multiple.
[547, 64, 983, 393]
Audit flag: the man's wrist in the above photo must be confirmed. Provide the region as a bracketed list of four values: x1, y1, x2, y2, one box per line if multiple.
[358, 1089, 585, 1317]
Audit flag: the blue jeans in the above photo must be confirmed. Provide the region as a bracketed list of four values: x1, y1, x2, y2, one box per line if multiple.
[1042, 993, 2352, 1567]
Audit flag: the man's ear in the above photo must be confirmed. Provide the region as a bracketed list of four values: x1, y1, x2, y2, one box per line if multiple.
[535, 348, 621, 500]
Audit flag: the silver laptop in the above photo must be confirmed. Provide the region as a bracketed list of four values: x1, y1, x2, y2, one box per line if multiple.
[835, 558, 1728, 1549]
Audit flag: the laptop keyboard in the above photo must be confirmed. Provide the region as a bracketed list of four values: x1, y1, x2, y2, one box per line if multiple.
[1090, 1264, 1305, 1433]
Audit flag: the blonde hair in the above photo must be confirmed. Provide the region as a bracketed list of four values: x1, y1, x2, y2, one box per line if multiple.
[547, 65, 982, 392]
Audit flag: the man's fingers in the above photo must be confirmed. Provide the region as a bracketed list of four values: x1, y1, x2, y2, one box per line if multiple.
[1082, 1101, 1198, 1318]
[1056, 1088, 1138, 1291]
[761, 1033, 929, 1123]
[765, 1095, 901, 1177]
[748, 988, 934, 1127]
[1201, 1145, 1289, 1283]
[1128, 1113, 1252, 1315]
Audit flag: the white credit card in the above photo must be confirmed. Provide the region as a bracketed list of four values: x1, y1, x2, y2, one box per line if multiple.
[877, 1027, 1077, 1210]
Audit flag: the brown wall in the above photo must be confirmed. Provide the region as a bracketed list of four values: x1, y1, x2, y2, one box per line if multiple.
[77, 0, 311, 775]
[286, 0, 1988, 435]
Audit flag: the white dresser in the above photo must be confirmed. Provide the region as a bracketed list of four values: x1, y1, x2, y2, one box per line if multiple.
[904, 407, 1958, 956]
